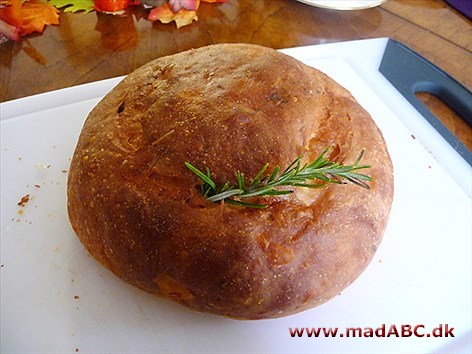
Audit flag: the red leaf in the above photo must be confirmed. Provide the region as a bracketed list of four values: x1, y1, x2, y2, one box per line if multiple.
[0, 0, 22, 28]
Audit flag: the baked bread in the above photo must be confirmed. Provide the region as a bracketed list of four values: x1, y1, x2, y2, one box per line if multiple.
[67, 43, 393, 320]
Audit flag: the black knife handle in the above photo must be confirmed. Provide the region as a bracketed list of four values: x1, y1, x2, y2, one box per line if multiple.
[379, 39, 472, 166]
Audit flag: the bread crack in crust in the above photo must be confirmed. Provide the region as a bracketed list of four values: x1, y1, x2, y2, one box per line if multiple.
[67, 43, 393, 320]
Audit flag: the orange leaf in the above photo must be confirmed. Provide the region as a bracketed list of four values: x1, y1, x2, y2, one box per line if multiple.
[148, 3, 198, 28]
[148, 3, 174, 22]
[20, 0, 59, 36]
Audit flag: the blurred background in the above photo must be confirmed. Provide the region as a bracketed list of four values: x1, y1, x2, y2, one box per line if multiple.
[1, 0, 470, 147]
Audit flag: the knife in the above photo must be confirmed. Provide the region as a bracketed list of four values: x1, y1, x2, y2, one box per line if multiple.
[379, 39, 472, 166]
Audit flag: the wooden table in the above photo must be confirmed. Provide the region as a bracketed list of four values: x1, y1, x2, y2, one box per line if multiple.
[1, 0, 471, 148]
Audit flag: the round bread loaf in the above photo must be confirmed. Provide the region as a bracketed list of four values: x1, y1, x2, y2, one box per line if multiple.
[67, 43, 393, 319]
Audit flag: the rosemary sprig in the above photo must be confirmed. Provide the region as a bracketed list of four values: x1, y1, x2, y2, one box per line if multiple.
[185, 146, 372, 208]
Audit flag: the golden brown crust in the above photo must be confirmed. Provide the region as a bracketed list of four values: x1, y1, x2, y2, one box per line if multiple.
[67, 43, 394, 319]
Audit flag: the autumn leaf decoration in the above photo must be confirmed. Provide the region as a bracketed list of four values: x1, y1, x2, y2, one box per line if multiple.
[0, 0, 59, 41]
[149, 0, 227, 29]
[48, 0, 94, 13]
[0, 0, 227, 42]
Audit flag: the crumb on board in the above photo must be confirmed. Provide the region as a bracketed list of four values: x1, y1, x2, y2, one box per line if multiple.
[17, 194, 30, 207]
[74, 295, 80, 300]
[411, 134, 416, 140]
[18, 209, 24, 215]
[75, 348, 79, 352]
[35, 163, 51, 169]
[62, 170, 68, 173]
[34, 184, 41, 188]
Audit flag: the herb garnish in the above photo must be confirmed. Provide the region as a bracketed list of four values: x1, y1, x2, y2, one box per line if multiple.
[185, 146, 372, 209]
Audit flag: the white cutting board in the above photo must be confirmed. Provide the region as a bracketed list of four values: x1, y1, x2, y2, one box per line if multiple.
[1, 38, 471, 354]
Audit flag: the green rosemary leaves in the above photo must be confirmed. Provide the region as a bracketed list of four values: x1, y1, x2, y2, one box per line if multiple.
[185, 146, 372, 208]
